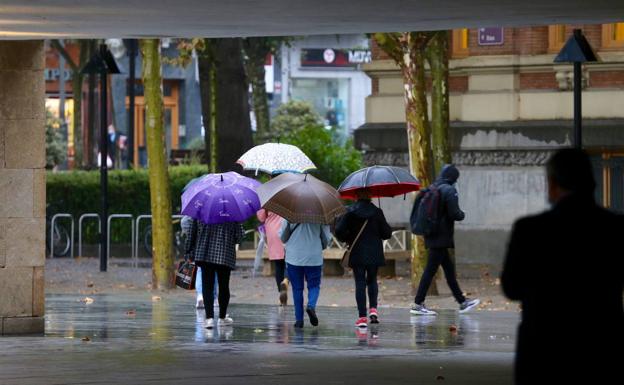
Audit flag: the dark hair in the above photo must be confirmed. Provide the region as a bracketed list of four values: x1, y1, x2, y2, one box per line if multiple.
[546, 148, 596, 194]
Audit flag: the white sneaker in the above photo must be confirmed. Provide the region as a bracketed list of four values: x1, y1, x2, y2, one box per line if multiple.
[410, 303, 438, 316]
[204, 318, 214, 329]
[218, 316, 233, 327]
[196, 296, 205, 309]
[459, 298, 481, 314]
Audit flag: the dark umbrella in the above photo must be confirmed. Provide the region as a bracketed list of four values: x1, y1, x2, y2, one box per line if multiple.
[257, 173, 346, 224]
[338, 165, 421, 200]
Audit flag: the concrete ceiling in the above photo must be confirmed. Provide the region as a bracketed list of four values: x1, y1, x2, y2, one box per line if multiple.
[1, 0, 623, 39]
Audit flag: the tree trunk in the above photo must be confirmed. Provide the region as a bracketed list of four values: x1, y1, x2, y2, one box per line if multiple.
[427, 31, 452, 176]
[87, 71, 97, 168]
[243, 38, 271, 140]
[214, 38, 253, 172]
[198, 40, 214, 172]
[140, 38, 174, 290]
[402, 33, 436, 293]
[72, 73, 84, 168]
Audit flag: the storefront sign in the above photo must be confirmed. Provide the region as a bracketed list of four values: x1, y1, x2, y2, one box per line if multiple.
[44, 68, 72, 81]
[478, 28, 504, 46]
[301, 49, 371, 68]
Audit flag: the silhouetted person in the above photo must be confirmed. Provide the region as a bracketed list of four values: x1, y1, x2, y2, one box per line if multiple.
[502, 149, 623, 385]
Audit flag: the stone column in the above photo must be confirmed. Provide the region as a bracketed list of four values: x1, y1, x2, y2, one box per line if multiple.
[0, 41, 46, 335]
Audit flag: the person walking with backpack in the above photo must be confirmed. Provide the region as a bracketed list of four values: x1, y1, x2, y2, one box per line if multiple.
[280, 219, 332, 328]
[409, 164, 480, 315]
[335, 190, 393, 328]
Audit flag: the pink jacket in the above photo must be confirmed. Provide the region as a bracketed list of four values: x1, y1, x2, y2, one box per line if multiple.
[257, 209, 285, 260]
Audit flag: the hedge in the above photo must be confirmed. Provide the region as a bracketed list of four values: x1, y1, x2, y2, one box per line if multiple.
[47, 165, 208, 243]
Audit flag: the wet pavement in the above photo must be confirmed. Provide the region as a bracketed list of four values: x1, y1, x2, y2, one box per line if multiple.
[0, 294, 518, 384]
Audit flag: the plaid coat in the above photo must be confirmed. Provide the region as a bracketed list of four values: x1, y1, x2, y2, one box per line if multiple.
[184, 219, 245, 270]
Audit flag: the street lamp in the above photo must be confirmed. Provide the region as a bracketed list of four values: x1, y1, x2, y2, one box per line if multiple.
[81, 45, 121, 272]
[554, 29, 599, 149]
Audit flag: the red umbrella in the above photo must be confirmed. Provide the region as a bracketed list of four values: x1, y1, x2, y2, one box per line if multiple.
[338, 165, 421, 200]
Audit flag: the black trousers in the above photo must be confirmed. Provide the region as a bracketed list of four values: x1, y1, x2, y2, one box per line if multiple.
[273, 259, 287, 291]
[196, 262, 231, 319]
[414, 248, 466, 305]
[352, 265, 379, 317]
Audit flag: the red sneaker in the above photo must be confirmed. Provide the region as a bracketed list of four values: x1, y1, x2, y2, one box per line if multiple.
[355, 316, 368, 328]
[369, 308, 379, 324]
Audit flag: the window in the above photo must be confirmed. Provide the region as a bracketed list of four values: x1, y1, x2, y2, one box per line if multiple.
[602, 23, 624, 49]
[452, 29, 469, 58]
[548, 25, 567, 53]
[126, 81, 180, 167]
[592, 152, 624, 212]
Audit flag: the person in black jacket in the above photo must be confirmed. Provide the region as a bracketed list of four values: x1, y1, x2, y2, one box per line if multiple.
[335, 190, 393, 328]
[410, 164, 480, 315]
[502, 149, 623, 385]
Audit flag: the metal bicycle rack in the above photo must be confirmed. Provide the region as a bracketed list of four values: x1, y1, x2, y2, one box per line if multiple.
[77, 213, 101, 257]
[49, 213, 75, 259]
[107, 214, 135, 266]
[134, 214, 183, 268]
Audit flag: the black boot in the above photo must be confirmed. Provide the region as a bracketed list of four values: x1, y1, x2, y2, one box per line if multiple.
[306, 307, 319, 326]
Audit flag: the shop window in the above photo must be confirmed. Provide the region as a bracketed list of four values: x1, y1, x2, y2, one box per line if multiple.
[602, 23, 624, 49]
[548, 25, 567, 53]
[452, 29, 469, 58]
[126, 81, 180, 167]
[290, 78, 350, 141]
[592, 152, 624, 212]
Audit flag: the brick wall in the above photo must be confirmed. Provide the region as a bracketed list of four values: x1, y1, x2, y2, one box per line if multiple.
[590, 70, 624, 88]
[520, 72, 558, 90]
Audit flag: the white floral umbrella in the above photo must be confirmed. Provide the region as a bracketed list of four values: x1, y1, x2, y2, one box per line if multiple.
[237, 143, 317, 175]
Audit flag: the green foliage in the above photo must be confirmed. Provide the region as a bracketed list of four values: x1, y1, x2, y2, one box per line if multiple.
[46, 108, 67, 169]
[188, 136, 205, 150]
[282, 125, 362, 188]
[46, 165, 207, 242]
[270, 100, 322, 139]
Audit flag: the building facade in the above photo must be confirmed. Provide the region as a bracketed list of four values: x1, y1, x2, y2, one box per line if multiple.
[44, 40, 204, 169]
[357, 24, 624, 269]
[279, 34, 372, 141]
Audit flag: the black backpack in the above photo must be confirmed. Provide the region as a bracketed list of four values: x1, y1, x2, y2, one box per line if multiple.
[410, 185, 442, 236]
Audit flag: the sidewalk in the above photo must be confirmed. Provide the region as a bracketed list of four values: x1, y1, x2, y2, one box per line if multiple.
[46, 258, 517, 312]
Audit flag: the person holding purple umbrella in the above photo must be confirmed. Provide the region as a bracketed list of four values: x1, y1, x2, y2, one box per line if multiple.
[185, 220, 244, 328]
[181, 172, 261, 329]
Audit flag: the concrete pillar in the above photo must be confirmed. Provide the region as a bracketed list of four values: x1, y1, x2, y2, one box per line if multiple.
[0, 41, 46, 335]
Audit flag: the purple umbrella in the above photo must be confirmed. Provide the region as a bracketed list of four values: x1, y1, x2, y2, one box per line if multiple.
[181, 172, 261, 225]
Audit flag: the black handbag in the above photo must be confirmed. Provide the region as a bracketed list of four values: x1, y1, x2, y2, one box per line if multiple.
[174, 258, 197, 290]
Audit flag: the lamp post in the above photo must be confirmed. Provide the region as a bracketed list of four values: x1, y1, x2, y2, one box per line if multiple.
[554, 29, 599, 149]
[81, 45, 121, 272]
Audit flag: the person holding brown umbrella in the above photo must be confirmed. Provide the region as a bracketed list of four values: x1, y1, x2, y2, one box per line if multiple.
[280, 218, 332, 328]
[257, 173, 345, 328]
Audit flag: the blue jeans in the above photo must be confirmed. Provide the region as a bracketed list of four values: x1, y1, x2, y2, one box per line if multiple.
[286, 263, 322, 322]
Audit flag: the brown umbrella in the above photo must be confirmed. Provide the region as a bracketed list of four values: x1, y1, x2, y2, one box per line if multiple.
[257, 173, 346, 224]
